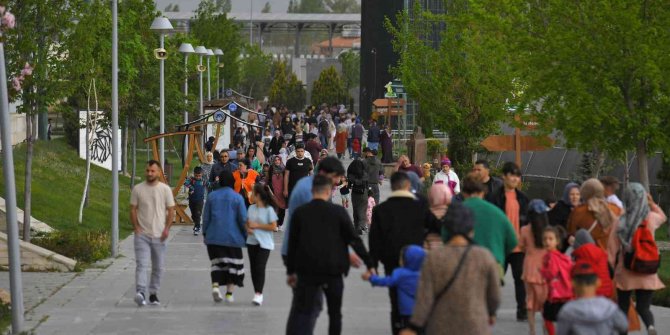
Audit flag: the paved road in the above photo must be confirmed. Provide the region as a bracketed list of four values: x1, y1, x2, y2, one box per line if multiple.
[5, 160, 670, 334]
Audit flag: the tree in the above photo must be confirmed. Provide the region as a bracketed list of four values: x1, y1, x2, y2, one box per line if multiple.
[311, 66, 348, 106]
[325, 0, 360, 13]
[5, 0, 75, 240]
[191, 0, 241, 90]
[261, 2, 272, 13]
[287, 0, 297, 13]
[173, 4, 180, 12]
[338, 51, 360, 92]
[239, 45, 273, 99]
[517, 0, 670, 189]
[215, 0, 231, 13]
[270, 61, 306, 111]
[386, 1, 517, 167]
[294, 0, 328, 13]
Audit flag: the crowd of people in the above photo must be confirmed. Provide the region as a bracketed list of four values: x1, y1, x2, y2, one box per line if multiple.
[129, 117, 667, 335]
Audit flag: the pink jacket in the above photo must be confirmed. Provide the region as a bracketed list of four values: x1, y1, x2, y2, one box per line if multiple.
[366, 197, 376, 224]
[541, 250, 573, 302]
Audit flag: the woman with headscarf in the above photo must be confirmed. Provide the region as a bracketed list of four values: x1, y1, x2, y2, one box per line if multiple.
[269, 155, 287, 227]
[200, 152, 215, 190]
[202, 170, 248, 303]
[425, 183, 452, 250]
[403, 204, 501, 335]
[608, 183, 666, 335]
[567, 178, 621, 250]
[347, 159, 369, 235]
[335, 123, 348, 159]
[549, 182, 580, 229]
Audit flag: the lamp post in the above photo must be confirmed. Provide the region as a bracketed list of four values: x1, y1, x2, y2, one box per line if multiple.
[214, 48, 223, 99]
[111, 0, 119, 259]
[206, 48, 214, 101]
[150, 17, 174, 170]
[194, 46, 208, 151]
[179, 43, 194, 160]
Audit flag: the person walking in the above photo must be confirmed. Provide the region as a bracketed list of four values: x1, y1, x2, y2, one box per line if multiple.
[184, 166, 207, 236]
[130, 160, 176, 306]
[567, 178, 621, 250]
[285, 175, 374, 335]
[487, 162, 530, 321]
[363, 147, 383, 205]
[200, 152, 215, 187]
[367, 120, 381, 151]
[600, 176, 624, 210]
[246, 184, 279, 306]
[233, 159, 260, 207]
[609, 183, 666, 335]
[335, 124, 348, 159]
[284, 143, 313, 198]
[540, 226, 573, 335]
[270, 130, 283, 156]
[401, 204, 501, 335]
[380, 125, 393, 164]
[209, 150, 238, 189]
[433, 158, 460, 194]
[571, 229, 613, 298]
[370, 171, 431, 335]
[472, 159, 503, 197]
[203, 171, 248, 303]
[396, 155, 424, 181]
[548, 182, 580, 230]
[347, 159, 369, 235]
[426, 183, 452, 250]
[269, 155, 287, 228]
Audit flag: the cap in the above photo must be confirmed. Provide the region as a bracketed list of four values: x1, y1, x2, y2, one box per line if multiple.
[573, 229, 595, 250]
[571, 261, 597, 278]
[371, 149, 378, 155]
[441, 158, 451, 167]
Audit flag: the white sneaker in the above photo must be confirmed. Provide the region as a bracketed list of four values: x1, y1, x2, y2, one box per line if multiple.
[212, 286, 223, 303]
[225, 292, 235, 303]
[648, 326, 657, 335]
[134, 292, 146, 307]
[252, 293, 263, 306]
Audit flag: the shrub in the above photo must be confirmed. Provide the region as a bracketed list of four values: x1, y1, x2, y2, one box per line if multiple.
[0, 301, 10, 333]
[32, 230, 111, 264]
[426, 139, 443, 159]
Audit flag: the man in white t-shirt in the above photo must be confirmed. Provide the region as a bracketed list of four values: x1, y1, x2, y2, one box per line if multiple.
[600, 176, 623, 209]
[130, 160, 176, 306]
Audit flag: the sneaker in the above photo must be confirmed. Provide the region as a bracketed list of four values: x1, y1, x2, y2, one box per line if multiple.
[212, 286, 223, 303]
[516, 309, 527, 322]
[149, 294, 160, 306]
[134, 292, 146, 307]
[225, 292, 234, 303]
[648, 326, 657, 335]
[252, 293, 263, 306]
[193, 227, 200, 236]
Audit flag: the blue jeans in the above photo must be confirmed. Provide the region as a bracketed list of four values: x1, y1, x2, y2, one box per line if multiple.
[367, 142, 379, 151]
[319, 133, 329, 149]
[134, 233, 166, 295]
[286, 274, 342, 335]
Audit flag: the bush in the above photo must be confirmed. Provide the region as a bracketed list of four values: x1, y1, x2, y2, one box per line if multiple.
[32, 230, 111, 264]
[61, 107, 81, 149]
[0, 301, 10, 333]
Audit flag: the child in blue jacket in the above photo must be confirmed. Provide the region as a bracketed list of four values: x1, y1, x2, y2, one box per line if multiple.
[363, 245, 426, 328]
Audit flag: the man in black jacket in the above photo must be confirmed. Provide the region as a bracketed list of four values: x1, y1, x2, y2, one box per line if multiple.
[473, 159, 503, 197]
[486, 161, 529, 321]
[369, 171, 431, 335]
[286, 175, 373, 335]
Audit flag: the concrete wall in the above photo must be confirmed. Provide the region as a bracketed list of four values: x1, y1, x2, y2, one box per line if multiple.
[0, 232, 77, 271]
[0, 113, 26, 147]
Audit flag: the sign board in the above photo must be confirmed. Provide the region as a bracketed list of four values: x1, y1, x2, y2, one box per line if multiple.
[78, 111, 121, 171]
[213, 110, 226, 123]
[481, 135, 554, 152]
[225, 88, 233, 97]
[390, 79, 405, 95]
[228, 102, 238, 113]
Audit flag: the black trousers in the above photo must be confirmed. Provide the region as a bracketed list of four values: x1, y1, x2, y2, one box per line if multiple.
[617, 289, 655, 331]
[189, 200, 204, 229]
[505, 252, 526, 314]
[247, 244, 271, 294]
[384, 265, 402, 335]
[285, 274, 343, 335]
[351, 192, 368, 234]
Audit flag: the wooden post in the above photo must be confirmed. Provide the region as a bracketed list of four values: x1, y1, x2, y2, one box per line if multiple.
[514, 115, 522, 168]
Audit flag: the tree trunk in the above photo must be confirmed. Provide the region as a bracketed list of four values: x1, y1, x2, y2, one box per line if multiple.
[622, 151, 630, 194]
[23, 113, 33, 242]
[637, 139, 650, 190]
[592, 150, 606, 179]
[131, 122, 137, 189]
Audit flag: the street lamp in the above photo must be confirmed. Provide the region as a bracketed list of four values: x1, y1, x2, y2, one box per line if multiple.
[214, 48, 223, 99]
[194, 46, 208, 118]
[179, 43, 194, 160]
[150, 17, 173, 170]
[206, 48, 214, 101]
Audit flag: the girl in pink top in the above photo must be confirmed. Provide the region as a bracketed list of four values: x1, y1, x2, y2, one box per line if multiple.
[608, 183, 666, 335]
[540, 226, 573, 335]
[519, 200, 550, 335]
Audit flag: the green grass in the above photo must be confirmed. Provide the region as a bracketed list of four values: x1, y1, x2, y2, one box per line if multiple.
[0, 138, 134, 238]
[653, 251, 670, 306]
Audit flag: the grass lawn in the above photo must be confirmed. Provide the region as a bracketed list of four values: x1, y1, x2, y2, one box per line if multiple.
[653, 251, 670, 306]
[0, 138, 135, 238]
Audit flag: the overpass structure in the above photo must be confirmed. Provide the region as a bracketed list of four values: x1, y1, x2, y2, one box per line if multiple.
[164, 12, 361, 56]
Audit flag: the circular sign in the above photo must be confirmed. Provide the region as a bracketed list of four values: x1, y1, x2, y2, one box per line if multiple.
[213, 110, 225, 123]
[225, 89, 233, 97]
[228, 103, 238, 113]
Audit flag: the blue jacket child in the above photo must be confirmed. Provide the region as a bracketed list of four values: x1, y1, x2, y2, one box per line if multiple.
[368, 245, 426, 316]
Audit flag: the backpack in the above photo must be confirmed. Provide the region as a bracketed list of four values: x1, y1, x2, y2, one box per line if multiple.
[623, 221, 660, 274]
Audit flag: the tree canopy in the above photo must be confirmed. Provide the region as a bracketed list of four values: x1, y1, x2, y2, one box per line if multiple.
[311, 66, 348, 106]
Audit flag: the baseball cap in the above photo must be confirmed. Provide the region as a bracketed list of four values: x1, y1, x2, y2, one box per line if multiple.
[571, 261, 597, 278]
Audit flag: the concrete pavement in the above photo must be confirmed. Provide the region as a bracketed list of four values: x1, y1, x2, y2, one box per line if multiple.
[6, 161, 670, 334]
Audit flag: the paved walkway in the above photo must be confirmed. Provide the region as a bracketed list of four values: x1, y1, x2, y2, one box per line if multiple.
[3, 161, 669, 334]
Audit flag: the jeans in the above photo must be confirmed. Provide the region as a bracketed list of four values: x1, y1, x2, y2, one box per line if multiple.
[347, 138, 353, 156]
[367, 141, 379, 151]
[505, 252, 526, 316]
[134, 233, 166, 295]
[189, 200, 203, 229]
[286, 274, 342, 335]
[351, 192, 368, 234]
[319, 133, 329, 149]
[247, 244, 271, 294]
[617, 289, 654, 331]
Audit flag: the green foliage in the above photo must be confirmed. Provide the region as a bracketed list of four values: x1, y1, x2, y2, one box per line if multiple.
[294, 0, 328, 13]
[426, 139, 443, 158]
[386, 1, 517, 167]
[288, 0, 359, 13]
[0, 301, 9, 333]
[239, 45, 273, 99]
[338, 51, 360, 92]
[261, 2, 272, 13]
[311, 66, 348, 106]
[191, 0, 241, 90]
[325, 0, 361, 13]
[269, 61, 306, 111]
[215, 0, 231, 13]
[32, 230, 111, 264]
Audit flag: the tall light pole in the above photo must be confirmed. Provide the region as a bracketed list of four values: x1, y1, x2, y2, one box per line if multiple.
[214, 49, 223, 99]
[111, 0, 120, 260]
[206, 48, 214, 101]
[179, 43, 194, 160]
[150, 17, 174, 171]
[194, 46, 208, 150]
[250, 0, 254, 45]
[0, 13, 25, 334]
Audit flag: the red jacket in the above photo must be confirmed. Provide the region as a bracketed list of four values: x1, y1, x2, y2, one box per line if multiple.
[541, 250, 573, 302]
[572, 244, 614, 298]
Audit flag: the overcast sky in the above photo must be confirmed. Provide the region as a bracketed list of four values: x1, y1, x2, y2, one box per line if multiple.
[154, 0, 316, 13]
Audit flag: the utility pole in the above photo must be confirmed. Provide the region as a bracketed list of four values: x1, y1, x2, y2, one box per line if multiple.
[111, 0, 119, 258]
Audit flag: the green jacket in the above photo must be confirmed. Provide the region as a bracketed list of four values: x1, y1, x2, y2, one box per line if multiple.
[442, 197, 518, 265]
